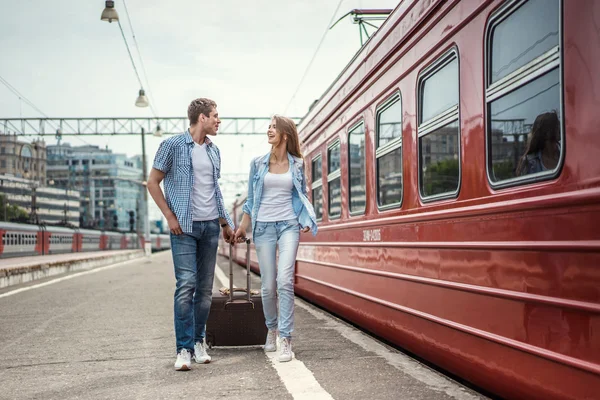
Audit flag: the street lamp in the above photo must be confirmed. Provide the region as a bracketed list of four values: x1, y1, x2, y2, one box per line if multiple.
[100, 0, 119, 23]
[154, 124, 163, 137]
[135, 89, 149, 108]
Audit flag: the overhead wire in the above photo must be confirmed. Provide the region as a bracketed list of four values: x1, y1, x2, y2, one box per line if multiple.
[116, 19, 158, 118]
[283, 0, 345, 115]
[0, 74, 93, 146]
[121, 0, 159, 117]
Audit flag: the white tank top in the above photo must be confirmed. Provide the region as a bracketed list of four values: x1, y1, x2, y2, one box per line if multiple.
[256, 168, 297, 222]
[191, 142, 219, 221]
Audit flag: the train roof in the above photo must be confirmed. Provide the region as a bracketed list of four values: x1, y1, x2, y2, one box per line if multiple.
[297, 0, 436, 143]
[0, 222, 41, 232]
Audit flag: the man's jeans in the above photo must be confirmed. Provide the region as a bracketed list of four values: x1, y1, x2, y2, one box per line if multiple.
[170, 219, 220, 352]
[253, 219, 300, 339]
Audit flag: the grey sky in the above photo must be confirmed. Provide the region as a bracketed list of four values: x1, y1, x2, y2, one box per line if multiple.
[1, 0, 399, 218]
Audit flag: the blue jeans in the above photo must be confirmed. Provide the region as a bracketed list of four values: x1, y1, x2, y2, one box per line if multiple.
[170, 219, 220, 352]
[253, 219, 300, 339]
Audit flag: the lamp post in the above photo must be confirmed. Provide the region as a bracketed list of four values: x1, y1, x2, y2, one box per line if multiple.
[140, 128, 151, 256]
[101, 2, 151, 255]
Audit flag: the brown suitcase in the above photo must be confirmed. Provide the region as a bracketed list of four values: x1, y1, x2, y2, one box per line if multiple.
[206, 239, 267, 348]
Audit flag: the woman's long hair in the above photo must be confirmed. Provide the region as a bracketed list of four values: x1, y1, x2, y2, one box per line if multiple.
[515, 111, 560, 176]
[272, 115, 303, 159]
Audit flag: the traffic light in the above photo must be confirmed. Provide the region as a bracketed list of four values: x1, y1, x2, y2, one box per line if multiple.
[113, 213, 118, 230]
[128, 210, 135, 232]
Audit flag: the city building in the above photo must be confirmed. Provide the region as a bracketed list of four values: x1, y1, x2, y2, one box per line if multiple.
[46, 142, 146, 232]
[0, 174, 81, 226]
[0, 132, 46, 185]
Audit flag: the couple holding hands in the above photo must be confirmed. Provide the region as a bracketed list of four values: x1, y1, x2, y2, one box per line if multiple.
[147, 98, 318, 371]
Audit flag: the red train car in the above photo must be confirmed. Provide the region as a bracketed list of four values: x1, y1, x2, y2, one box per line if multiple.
[0, 222, 171, 258]
[230, 1, 600, 399]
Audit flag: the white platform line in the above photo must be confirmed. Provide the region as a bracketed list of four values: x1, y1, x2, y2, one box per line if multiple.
[214, 262, 334, 400]
[0, 257, 143, 299]
[265, 349, 334, 400]
[214, 261, 234, 289]
[295, 300, 482, 400]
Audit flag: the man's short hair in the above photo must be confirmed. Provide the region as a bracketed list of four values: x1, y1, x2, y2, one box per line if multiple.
[188, 98, 217, 125]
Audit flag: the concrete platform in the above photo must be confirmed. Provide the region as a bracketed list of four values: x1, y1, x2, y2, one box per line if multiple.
[0, 249, 489, 400]
[0, 250, 144, 289]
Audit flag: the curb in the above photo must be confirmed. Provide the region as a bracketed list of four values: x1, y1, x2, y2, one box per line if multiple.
[0, 250, 145, 289]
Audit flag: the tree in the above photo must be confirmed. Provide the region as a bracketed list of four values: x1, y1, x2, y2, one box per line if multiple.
[0, 194, 30, 223]
[423, 158, 460, 196]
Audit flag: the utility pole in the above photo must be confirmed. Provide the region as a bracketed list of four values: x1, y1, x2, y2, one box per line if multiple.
[141, 127, 151, 256]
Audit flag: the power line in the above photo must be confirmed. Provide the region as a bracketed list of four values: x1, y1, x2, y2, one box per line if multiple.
[117, 20, 157, 117]
[0, 75, 53, 121]
[121, 0, 159, 116]
[283, 0, 345, 115]
[0, 74, 93, 146]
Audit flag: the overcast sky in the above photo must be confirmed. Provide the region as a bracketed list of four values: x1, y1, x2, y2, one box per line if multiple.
[1, 0, 399, 217]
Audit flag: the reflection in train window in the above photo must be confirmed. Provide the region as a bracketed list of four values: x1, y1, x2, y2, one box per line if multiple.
[348, 122, 366, 214]
[311, 155, 323, 221]
[376, 94, 403, 208]
[327, 141, 341, 219]
[486, 0, 562, 185]
[418, 49, 460, 200]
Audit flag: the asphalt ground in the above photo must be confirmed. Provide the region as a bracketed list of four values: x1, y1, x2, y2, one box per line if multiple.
[0, 249, 489, 400]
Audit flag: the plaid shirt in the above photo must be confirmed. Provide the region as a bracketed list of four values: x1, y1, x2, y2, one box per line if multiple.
[152, 130, 234, 234]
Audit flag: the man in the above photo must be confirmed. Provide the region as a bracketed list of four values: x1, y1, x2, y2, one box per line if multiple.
[147, 98, 234, 371]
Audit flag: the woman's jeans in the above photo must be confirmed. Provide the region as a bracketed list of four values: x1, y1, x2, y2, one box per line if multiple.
[170, 219, 220, 352]
[253, 219, 300, 339]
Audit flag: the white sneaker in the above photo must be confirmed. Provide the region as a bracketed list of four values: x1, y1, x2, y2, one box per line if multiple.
[174, 349, 191, 371]
[194, 340, 212, 364]
[278, 337, 293, 362]
[264, 330, 277, 352]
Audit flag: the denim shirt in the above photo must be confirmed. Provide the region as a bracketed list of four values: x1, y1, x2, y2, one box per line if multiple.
[242, 152, 318, 238]
[152, 130, 234, 234]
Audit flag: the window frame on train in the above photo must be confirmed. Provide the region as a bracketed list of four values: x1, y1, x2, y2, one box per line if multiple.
[484, 0, 564, 188]
[347, 120, 366, 216]
[327, 140, 342, 220]
[417, 47, 461, 202]
[375, 91, 403, 210]
[311, 154, 323, 222]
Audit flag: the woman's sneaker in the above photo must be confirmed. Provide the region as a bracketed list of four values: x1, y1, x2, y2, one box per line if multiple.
[174, 349, 191, 371]
[264, 330, 277, 352]
[278, 338, 293, 362]
[194, 340, 212, 364]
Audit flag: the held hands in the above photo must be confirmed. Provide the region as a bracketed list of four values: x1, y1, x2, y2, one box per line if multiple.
[301, 226, 310, 233]
[222, 225, 234, 244]
[233, 227, 247, 244]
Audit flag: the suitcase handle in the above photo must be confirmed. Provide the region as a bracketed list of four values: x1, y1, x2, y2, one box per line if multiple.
[228, 238, 252, 302]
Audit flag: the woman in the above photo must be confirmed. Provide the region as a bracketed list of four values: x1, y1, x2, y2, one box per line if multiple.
[233, 115, 318, 362]
[516, 111, 561, 176]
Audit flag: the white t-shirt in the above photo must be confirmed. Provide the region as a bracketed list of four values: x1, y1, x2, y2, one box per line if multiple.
[191, 142, 219, 221]
[256, 168, 297, 222]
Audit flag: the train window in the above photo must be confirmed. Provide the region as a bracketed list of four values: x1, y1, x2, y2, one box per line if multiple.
[418, 49, 460, 200]
[486, 0, 562, 186]
[327, 141, 341, 219]
[348, 122, 366, 214]
[311, 155, 323, 221]
[489, 0, 559, 84]
[376, 94, 403, 208]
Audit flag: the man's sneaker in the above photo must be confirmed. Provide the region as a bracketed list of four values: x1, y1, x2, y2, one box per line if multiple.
[278, 337, 293, 362]
[194, 340, 212, 364]
[264, 330, 277, 352]
[174, 349, 191, 371]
